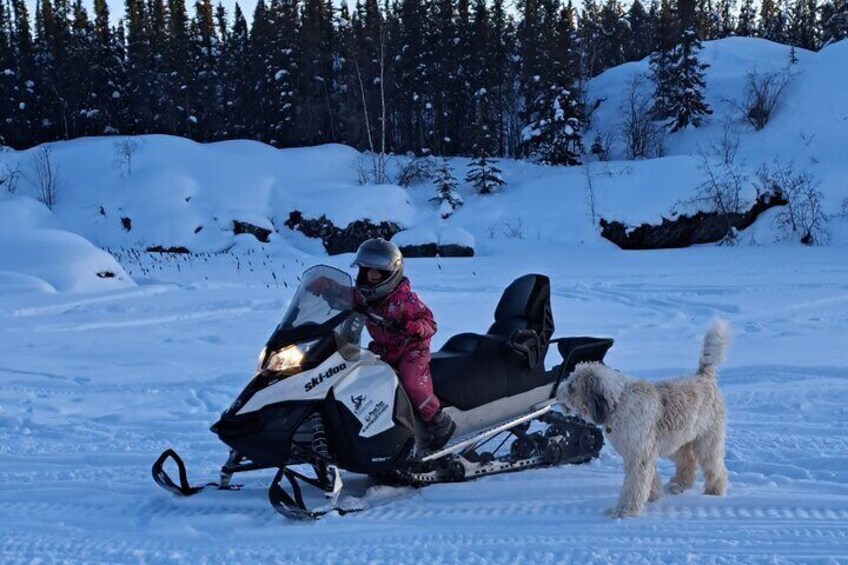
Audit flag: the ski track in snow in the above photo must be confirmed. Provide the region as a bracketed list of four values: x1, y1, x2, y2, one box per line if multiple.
[2, 251, 848, 563]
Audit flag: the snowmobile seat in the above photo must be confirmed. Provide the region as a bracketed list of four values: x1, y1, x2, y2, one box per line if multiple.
[430, 274, 557, 410]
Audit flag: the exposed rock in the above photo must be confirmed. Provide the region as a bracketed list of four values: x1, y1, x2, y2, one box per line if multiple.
[398, 243, 439, 257]
[438, 243, 475, 257]
[285, 211, 401, 255]
[96, 271, 116, 278]
[600, 190, 787, 249]
[146, 245, 190, 253]
[233, 220, 272, 243]
[121, 217, 132, 232]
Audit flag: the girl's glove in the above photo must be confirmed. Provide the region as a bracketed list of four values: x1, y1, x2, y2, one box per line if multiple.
[380, 317, 404, 334]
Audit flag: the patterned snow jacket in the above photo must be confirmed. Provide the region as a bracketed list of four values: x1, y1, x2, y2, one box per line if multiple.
[358, 278, 437, 366]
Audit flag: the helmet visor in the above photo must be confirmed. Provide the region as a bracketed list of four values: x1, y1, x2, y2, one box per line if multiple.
[350, 242, 399, 270]
[357, 267, 392, 287]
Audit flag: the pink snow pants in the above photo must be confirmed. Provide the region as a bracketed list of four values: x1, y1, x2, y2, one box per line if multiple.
[395, 347, 440, 422]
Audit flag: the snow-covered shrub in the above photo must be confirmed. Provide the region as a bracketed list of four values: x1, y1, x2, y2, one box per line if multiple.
[354, 152, 389, 185]
[1, 162, 21, 194]
[430, 159, 463, 219]
[619, 74, 666, 160]
[589, 130, 615, 162]
[756, 163, 828, 245]
[487, 219, 525, 239]
[31, 146, 58, 210]
[690, 151, 748, 245]
[114, 138, 142, 176]
[712, 120, 741, 167]
[395, 155, 437, 187]
[739, 68, 793, 131]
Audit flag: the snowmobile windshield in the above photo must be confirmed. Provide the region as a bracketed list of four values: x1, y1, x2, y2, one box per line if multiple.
[273, 265, 363, 349]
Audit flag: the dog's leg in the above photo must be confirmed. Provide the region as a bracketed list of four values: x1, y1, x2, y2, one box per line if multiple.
[666, 442, 697, 495]
[610, 452, 656, 518]
[694, 429, 728, 496]
[648, 464, 662, 502]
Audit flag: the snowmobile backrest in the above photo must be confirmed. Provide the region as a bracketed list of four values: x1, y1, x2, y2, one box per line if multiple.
[488, 274, 554, 339]
[487, 274, 554, 368]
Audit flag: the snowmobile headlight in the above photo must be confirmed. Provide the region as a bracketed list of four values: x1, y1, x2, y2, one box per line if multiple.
[257, 346, 268, 370]
[264, 340, 320, 373]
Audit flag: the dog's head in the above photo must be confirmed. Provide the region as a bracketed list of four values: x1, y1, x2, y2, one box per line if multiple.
[556, 362, 624, 426]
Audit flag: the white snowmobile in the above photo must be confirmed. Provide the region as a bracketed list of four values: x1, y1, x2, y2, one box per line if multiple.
[152, 265, 614, 519]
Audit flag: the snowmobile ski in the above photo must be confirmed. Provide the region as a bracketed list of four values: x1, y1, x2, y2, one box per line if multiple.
[151, 448, 243, 496]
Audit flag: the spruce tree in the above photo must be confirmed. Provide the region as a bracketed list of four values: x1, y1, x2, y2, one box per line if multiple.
[123, 0, 153, 133]
[396, 0, 430, 153]
[68, 0, 100, 137]
[625, 0, 653, 62]
[649, 0, 676, 120]
[821, 0, 848, 45]
[219, 2, 250, 138]
[489, 0, 514, 156]
[716, 0, 736, 37]
[665, 0, 712, 132]
[468, 0, 500, 158]
[431, 158, 463, 218]
[429, 0, 458, 155]
[736, 0, 756, 36]
[577, 0, 601, 77]
[9, 0, 38, 145]
[164, 0, 192, 136]
[466, 154, 505, 195]
[92, 0, 126, 134]
[789, 0, 821, 49]
[520, 0, 583, 165]
[0, 0, 14, 145]
[262, 0, 299, 146]
[298, 0, 336, 145]
[190, 0, 220, 139]
[597, 0, 627, 71]
[759, 0, 786, 41]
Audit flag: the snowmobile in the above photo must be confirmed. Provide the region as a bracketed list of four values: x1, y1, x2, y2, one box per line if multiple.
[152, 265, 614, 520]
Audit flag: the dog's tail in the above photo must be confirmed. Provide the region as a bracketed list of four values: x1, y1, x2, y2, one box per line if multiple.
[698, 319, 731, 378]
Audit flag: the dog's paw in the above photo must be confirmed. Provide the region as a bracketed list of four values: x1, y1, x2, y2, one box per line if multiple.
[664, 481, 686, 495]
[605, 506, 640, 519]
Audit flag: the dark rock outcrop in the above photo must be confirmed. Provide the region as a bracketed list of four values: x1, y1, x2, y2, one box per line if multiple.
[233, 220, 272, 243]
[600, 191, 787, 249]
[396, 242, 475, 257]
[285, 211, 402, 255]
[146, 245, 190, 253]
[398, 243, 440, 258]
[438, 243, 475, 257]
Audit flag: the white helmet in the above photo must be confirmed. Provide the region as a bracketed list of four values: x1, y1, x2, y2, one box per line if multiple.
[351, 238, 404, 302]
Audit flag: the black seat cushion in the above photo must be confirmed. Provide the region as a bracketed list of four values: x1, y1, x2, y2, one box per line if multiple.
[430, 333, 508, 410]
[429, 274, 558, 410]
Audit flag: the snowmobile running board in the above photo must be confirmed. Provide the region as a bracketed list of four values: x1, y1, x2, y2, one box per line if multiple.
[420, 403, 555, 462]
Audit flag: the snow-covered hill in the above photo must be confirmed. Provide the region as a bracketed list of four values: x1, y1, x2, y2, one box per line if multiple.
[1, 39, 846, 294]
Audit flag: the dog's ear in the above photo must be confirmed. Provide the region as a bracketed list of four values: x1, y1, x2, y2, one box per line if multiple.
[586, 374, 610, 425]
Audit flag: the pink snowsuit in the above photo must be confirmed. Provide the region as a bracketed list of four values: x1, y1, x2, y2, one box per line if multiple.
[356, 278, 441, 422]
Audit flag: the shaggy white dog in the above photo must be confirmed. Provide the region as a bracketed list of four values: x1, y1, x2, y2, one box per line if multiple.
[557, 320, 730, 518]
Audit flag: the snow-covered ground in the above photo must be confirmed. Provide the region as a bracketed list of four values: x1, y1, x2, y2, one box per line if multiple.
[1, 37, 847, 563]
[2, 247, 847, 563]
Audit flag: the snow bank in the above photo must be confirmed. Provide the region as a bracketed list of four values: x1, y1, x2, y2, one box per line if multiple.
[0, 229, 135, 293]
